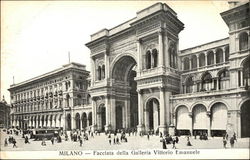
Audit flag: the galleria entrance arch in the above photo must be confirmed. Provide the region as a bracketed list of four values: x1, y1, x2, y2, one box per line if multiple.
[86, 2, 184, 133]
[112, 55, 138, 130]
[241, 100, 250, 138]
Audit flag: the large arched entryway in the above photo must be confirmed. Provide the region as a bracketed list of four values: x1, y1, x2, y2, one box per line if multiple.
[88, 112, 92, 127]
[116, 105, 123, 129]
[82, 112, 87, 130]
[75, 113, 81, 130]
[176, 105, 192, 135]
[66, 114, 71, 130]
[192, 104, 208, 136]
[112, 55, 138, 130]
[145, 98, 160, 132]
[210, 102, 228, 137]
[97, 104, 106, 131]
[241, 100, 250, 138]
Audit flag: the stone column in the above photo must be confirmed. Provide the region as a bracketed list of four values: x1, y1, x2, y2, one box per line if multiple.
[158, 28, 165, 67]
[124, 97, 130, 129]
[223, 47, 226, 62]
[240, 70, 244, 87]
[91, 98, 97, 131]
[40, 117, 43, 128]
[79, 117, 82, 130]
[144, 108, 149, 132]
[71, 111, 75, 130]
[137, 39, 142, 73]
[172, 113, 176, 127]
[137, 89, 144, 133]
[104, 50, 110, 80]
[188, 112, 193, 136]
[159, 87, 167, 134]
[61, 112, 66, 130]
[189, 57, 192, 70]
[207, 111, 211, 137]
[237, 110, 241, 138]
[181, 60, 184, 70]
[110, 96, 116, 131]
[105, 95, 111, 131]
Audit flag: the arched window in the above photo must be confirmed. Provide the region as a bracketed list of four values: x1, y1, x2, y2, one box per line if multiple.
[87, 94, 91, 104]
[218, 69, 229, 90]
[97, 66, 101, 80]
[225, 46, 229, 61]
[169, 43, 177, 69]
[152, 49, 158, 68]
[239, 32, 249, 51]
[183, 57, 190, 70]
[186, 76, 194, 93]
[77, 94, 82, 105]
[146, 51, 151, 69]
[201, 72, 212, 91]
[102, 65, 105, 79]
[243, 57, 250, 88]
[216, 48, 223, 64]
[199, 53, 205, 67]
[191, 55, 197, 69]
[207, 51, 214, 65]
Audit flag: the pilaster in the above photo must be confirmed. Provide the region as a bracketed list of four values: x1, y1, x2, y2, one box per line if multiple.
[137, 89, 145, 133]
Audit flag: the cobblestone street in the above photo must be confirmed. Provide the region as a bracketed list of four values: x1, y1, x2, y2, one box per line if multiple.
[1, 130, 249, 151]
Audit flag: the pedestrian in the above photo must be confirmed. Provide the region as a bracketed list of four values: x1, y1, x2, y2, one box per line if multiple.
[176, 136, 179, 144]
[230, 137, 235, 148]
[65, 134, 68, 141]
[116, 136, 120, 144]
[147, 133, 150, 140]
[51, 137, 54, 145]
[108, 134, 111, 145]
[172, 136, 176, 149]
[12, 138, 17, 148]
[187, 136, 192, 146]
[233, 132, 237, 142]
[58, 136, 62, 143]
[113, 137, 116, 145]
[223, 137, 227, 149]
[8, 136, 12, 144]
[25, 136, 30, 144]
[161, 137, 167, 149]
[79, 138, 83, 147]
[4, 138, 8, 147]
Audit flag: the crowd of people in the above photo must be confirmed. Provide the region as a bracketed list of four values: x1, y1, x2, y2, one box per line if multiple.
[1, 128, 239, 150]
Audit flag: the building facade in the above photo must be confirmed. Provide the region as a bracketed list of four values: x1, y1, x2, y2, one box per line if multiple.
[0, 96, 10, 128]
[86, 2, 249, 137]
[8, 63, 92, 131]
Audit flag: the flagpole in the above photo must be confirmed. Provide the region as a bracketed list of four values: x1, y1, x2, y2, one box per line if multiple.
[68, 51, 71, 63]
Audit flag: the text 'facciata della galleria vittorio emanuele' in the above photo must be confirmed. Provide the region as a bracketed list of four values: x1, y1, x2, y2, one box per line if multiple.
[8, 1, 249, 138]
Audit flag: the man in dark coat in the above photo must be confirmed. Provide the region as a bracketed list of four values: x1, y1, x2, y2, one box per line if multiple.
[161, 137, 167, 149]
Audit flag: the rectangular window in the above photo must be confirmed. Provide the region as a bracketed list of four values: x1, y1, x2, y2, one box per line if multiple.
[238, 71, 241, 86]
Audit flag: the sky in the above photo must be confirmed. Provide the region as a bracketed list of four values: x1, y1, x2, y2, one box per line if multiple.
[1, 1, 230, 103]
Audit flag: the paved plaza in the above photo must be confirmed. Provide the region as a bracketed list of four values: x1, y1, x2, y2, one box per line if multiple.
[0, 130, 249, 151]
